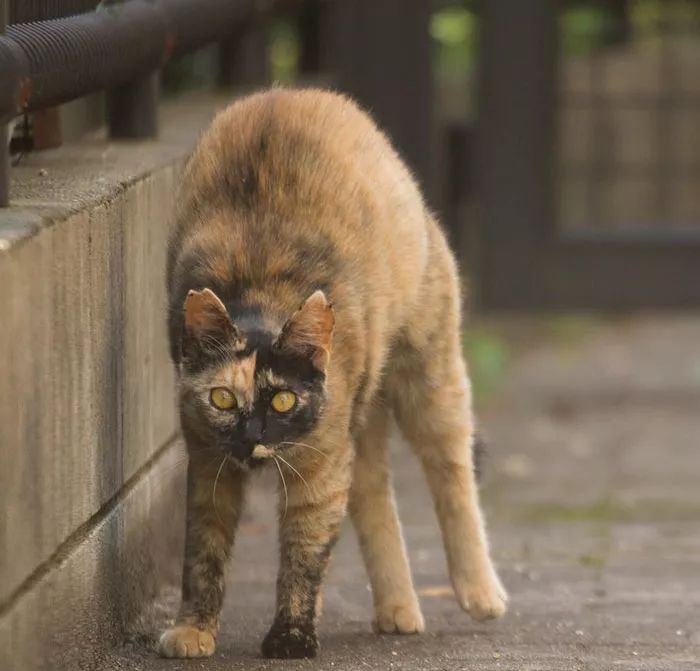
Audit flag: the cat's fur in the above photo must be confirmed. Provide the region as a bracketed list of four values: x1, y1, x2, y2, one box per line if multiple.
[160, 88, 507, 660]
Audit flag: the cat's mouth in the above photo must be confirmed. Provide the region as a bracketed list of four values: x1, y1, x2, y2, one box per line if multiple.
[244, 443, 279, 469]
[233, 443, 296, 470]
[251, 444, 275, 460]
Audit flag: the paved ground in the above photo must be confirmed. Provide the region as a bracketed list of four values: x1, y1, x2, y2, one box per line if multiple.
[106, 315, 700, 671]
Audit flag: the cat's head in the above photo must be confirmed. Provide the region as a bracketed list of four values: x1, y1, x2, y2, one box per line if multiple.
[178, 287, 334, 466]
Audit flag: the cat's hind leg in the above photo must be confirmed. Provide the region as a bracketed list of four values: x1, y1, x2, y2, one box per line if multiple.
[349, 401, 424, 634]
[389, 334, 507, 622]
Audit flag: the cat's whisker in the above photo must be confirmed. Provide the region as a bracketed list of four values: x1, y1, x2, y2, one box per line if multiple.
[212, 456, 228, 526]
[278, 441, 328, 460]
[275, 453, 312, 496]
[272, 456, 289, 520]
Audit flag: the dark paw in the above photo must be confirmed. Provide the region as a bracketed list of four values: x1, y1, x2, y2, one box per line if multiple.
[261, 621, 318, 659]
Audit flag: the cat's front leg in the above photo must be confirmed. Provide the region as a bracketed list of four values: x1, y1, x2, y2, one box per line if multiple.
[262, 445, 351, 659]
[159, 453, 247, 658]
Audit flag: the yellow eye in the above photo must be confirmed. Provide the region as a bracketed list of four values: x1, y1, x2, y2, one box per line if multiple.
[271, 391, 296, 413]
[210, 387, 237, 410]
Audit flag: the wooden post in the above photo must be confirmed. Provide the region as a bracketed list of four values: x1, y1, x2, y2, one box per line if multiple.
[298, 1, 322, 77]
[322, 0, 435, 204]
[476, 0, 558, 307]
[218, 17, 269, 90]
[32, 106, 63, 150]
[107, 72, 159, 139]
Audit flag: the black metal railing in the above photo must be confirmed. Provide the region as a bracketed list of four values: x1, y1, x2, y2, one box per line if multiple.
[9, 1, 100, 24]
[0, 0, 309, 206]
[0, 0, 437, 213]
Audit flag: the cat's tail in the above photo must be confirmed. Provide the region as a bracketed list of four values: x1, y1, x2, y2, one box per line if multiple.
[473, 431, 487, 483]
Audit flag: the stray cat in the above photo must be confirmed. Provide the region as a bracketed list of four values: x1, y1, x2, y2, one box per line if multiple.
[160, 88, 507, 660]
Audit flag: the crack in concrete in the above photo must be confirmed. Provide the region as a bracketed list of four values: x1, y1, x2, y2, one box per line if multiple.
[0, 432, 181, 618]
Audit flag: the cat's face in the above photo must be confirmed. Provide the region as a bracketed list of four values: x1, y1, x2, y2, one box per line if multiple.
[178, 288, 333, 466]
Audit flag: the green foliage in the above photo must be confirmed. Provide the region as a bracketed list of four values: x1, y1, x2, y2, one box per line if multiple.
[631, 0, 664, 37]
[560, 5, 612, 56]
[530, 498, 619, 523]
[561, 0, 700, 59]
[463, 328, 510, 403]
[463, 315, 600, 404]
[578, 553, 607, 568]
[269, 19, 299, 84]
[431, 6, 478, 74]
[519, 496, 700, 524]
[630, 0, 700, 37]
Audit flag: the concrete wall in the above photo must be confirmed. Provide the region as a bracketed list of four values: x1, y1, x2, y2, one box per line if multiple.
[0, 96, 227, 670]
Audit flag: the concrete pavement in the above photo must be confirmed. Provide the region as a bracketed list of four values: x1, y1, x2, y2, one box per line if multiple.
[105, 315, 700, 671]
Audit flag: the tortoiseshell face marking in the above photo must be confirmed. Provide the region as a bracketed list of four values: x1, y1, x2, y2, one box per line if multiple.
[178, 288, 332, 464]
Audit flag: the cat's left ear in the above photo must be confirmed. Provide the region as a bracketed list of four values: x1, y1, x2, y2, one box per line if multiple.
[274, 290, 334, 373]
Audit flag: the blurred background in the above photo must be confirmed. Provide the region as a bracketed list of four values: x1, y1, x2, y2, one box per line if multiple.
[1, 2, 698, 669]
[7, 0, 700, 305]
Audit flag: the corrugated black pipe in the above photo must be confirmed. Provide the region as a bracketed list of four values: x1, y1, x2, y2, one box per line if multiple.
[0, 0, 254, 124]
[10, 1, 100, 25]
[164, 0, 256, 58]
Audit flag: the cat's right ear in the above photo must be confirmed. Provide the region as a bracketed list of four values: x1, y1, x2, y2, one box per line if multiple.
[182, 288, 240, 361]
[274, 290, 334, 373]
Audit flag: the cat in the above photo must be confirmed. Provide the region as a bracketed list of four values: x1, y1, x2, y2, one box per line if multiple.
[159, 88, 507, 660]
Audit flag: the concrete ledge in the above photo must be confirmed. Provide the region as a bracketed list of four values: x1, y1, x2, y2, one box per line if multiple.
[0, 94, 230, 669]
[0, 440, 186, 671]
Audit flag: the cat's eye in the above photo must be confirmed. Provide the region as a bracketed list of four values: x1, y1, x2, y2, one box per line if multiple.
[210, 387, 237, 410]
[271, 390, 296, 413]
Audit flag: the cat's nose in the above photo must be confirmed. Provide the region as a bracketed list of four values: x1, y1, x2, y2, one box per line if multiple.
[229, 440, 255, 461]
[242, 416, 264, 445]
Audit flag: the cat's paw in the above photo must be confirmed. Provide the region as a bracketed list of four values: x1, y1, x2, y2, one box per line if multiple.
[454, 571, 508, 621]
[158, 625, 216, 658]
[261, 621, 318, 659]
[373, 601, 425, 634]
